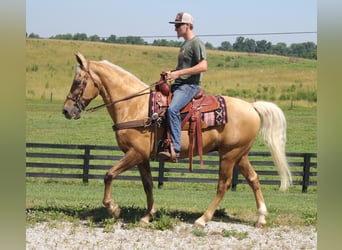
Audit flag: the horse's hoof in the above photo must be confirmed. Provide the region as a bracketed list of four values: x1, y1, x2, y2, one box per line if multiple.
[113, 206, 121, 218]
[194, 220, 206, 228]
[106, 203, 121, 218]
[139, 217, 150, 224]
[139, 212, 154, 224]
[255, 221, 266, 228]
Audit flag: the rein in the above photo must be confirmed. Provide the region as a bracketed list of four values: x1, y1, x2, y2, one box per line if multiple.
[90, 83, 159, 131]
[85, 85, 153, 113]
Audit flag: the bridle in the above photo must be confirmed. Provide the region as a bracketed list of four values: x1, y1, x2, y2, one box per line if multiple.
[66, 61, 99, 111]
[65, 78, 87, 111]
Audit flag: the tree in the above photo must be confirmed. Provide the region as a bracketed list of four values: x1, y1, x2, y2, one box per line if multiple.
[256, 40, 272, 53]
[272, 42, 288, 56]
[167, 40, 182, 47]
[218, 41, 232, 51]
[51, 33, 73, 40]
[89, 35, 101, 42]
[152, 39, 182, 47]
[106, 34, 117, 43]
[73, 33, 88, 41]
[244, 38, 257, 52]
[28, 33, 39, 38]
[205, 42, 215, 50]
[289, 42, 317, 59]
[153, 39, 170, 47]
[125, 36, 146, 45]
[233, 36, 245, 51]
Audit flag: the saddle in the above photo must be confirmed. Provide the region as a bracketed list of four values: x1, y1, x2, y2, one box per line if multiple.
[153, 74, 222, 171]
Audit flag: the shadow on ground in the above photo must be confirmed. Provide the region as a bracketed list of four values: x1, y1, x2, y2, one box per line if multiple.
[26, 205, 251, 226]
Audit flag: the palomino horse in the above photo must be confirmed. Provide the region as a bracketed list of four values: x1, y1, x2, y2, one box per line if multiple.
[63, 53, 292, 227]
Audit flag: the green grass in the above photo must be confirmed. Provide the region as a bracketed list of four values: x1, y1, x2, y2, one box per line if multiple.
[26, 179, 316, 228]
[26, 99, 115, 145]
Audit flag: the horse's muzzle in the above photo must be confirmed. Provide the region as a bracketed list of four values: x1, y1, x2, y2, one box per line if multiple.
[62, 105, 81, 120]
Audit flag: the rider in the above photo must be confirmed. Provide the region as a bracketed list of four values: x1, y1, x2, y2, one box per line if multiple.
[159, 12, 208, 162]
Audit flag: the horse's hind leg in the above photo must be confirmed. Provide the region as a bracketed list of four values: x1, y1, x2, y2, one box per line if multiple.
[137, 161, 156, 224]
[194, 157, 235, 228]
[237, 155, 268, 227]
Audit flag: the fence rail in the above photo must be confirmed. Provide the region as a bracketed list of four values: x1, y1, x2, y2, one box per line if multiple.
[26, 142, 317, 192]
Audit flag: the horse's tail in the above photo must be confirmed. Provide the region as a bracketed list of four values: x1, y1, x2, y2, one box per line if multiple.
[253, 101, 292, 191]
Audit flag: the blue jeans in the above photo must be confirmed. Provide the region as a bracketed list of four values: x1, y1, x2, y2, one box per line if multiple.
[168, 83, 200, 154]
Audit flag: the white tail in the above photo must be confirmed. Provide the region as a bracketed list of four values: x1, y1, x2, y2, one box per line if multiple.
[253, 101, 292, 191]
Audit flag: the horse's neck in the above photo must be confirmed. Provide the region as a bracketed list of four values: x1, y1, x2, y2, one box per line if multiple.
[92, 61, 149, 122]
[95, 61, 145, 94]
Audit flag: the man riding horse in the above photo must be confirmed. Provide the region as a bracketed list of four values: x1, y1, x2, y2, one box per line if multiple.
[159, 12, 208, 162]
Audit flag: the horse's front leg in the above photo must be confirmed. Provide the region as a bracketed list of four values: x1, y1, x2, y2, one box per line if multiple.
[102, 150, 142, 217]
[137, 160, 156, 224]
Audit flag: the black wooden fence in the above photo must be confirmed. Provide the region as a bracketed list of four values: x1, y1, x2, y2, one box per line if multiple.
[26, 142, 317, 192]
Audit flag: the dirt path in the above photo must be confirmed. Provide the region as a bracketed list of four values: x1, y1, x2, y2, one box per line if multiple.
[26, 221, 316, 249]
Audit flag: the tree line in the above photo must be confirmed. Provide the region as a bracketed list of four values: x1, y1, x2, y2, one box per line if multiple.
[27, 32, 317, 59]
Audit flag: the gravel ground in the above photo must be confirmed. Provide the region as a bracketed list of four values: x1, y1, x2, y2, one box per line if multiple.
[26, 221, 316, 250]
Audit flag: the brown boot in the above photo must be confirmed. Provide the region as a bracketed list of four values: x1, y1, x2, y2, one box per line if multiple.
[158, 151, 179, 163]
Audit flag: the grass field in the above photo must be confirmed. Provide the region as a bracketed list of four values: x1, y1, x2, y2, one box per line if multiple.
[26, 39, 317, 229]
[26, 38, 316, 102]
[26, 179, 317, 229]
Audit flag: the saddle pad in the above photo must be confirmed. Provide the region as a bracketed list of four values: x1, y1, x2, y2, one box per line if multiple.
[181, 95, 228, 127]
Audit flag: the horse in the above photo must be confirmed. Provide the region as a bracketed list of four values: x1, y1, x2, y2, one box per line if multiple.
[63, 52, 292, 228]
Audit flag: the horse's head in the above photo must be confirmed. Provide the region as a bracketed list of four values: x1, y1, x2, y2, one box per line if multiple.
[63, 53, 100, 119]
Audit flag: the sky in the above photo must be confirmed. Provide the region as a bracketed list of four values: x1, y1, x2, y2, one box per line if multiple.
[26, 0, 317, 47]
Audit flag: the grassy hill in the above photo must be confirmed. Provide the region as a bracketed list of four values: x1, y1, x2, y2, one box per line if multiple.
[26, 39, 316, 104]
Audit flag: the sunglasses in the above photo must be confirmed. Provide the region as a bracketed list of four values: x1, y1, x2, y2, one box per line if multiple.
[175, 23, 185, 28]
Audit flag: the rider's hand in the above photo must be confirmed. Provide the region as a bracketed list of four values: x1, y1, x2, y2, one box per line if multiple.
[166, 70, 180, 81]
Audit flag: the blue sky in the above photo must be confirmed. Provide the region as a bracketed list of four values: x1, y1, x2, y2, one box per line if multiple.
[26, 0, 317, 47]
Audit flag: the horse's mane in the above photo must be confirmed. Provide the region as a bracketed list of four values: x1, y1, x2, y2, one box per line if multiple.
[100, 60, 148, 87]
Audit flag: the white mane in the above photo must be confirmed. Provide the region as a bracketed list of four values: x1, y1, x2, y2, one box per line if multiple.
[101, 60, 148, 87]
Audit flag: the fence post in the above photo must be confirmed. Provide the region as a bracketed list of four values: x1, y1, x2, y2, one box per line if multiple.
[302, 153, 311, 193]
[231, 167, 239, 191]
[83, 145, 91, 184]
[158, 160, 165, 189]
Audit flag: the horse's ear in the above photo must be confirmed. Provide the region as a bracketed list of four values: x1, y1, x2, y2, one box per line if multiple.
[75, 53, 87, 69]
